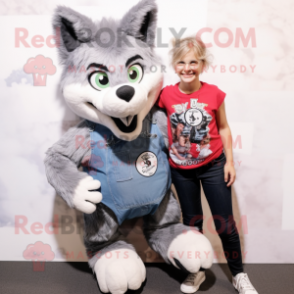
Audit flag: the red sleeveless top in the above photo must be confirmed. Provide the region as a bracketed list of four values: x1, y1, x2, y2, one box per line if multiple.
[157, 81, 226, 169]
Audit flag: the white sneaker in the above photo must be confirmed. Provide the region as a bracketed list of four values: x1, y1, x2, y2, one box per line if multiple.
[232, 273, 259, 294]
[180, 271, 206, 293]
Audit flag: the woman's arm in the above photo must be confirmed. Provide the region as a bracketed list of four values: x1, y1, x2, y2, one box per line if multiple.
[216, 101, 236, 187]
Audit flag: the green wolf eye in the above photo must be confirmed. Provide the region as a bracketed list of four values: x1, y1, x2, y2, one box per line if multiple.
[128, 64, 143, 83]
[89, 71, 109, 91]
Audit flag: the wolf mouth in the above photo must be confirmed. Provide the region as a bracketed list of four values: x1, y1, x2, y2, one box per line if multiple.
[86, 102, 138, 133]
[111, 115, 137, 133]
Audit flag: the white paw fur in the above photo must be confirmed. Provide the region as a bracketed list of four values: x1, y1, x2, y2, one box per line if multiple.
[167, 230, 213, 273]
[94, 249, 146, 294]
[72, 176, 102, 214]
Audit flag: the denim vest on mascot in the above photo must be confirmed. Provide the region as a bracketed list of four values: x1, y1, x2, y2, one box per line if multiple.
[83, 115, 171, 224]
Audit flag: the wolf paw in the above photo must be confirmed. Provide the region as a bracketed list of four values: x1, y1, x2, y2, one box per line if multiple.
[72, 176, 102, 214]
[94, 249, 146, 294]
[167, 230, 213, 273]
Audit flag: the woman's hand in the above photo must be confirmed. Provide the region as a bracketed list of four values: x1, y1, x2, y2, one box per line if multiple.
[224, 161, 236, 186]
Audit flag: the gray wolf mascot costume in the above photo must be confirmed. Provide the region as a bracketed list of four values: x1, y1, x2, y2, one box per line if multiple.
[44, 1, 213, 293]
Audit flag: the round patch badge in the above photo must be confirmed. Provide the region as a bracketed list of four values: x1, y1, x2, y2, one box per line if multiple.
[136, 151, 158, 177]
[184, 108, 203, 126]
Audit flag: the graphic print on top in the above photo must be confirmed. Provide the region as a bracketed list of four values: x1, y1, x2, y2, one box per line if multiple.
[170, 98, 212, 166]
[157, 81, 226, 169]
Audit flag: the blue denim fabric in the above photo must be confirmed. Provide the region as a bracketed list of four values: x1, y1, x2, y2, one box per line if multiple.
[83, 119, 171, 225]
[171, 152, 243, 276]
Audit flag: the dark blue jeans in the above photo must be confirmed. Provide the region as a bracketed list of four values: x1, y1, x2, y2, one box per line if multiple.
[171, 152, 243, 276]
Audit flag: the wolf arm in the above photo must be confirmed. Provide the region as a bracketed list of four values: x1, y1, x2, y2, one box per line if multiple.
[44, 120, 102, 213]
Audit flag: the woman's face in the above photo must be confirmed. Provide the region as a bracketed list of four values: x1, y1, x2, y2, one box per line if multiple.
[174, 50, 203, 85]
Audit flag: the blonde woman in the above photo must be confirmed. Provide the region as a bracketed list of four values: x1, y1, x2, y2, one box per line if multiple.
[157, 37, 258, 294]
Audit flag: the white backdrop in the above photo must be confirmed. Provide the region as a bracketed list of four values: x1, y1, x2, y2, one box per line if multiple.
[0, 0, 293, 264]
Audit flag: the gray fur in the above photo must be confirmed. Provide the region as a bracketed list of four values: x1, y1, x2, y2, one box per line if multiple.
[88, 240, 137, 270]
[44, 120, 91, 207]
[142, 189, 190, 264]
[53, 6, 97, 62]
[120, 0, 157, 47]
[84, 203, 119, 244]
[53, 1, 161, 91]
[84, 203, 125, 269]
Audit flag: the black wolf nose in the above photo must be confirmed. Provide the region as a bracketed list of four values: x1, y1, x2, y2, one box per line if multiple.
[116, 85, 135, 102]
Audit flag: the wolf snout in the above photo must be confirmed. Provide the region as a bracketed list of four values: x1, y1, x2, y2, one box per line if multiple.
[116, 85, 135, 102]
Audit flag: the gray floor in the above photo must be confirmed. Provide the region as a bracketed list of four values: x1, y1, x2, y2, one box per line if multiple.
[0, 262, 293, 294]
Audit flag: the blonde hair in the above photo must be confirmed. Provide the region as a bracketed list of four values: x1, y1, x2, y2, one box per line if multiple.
[170, 36, 212, 73]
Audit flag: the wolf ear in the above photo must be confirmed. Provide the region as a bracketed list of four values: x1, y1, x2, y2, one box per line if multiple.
[53, 6, 96, 61]
[120, 0, 158, 47]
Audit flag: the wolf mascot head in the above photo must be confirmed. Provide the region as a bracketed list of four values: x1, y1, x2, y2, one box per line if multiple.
[53, 0, 162, 141]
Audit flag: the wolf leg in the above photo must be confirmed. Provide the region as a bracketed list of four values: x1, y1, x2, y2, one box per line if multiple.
[85, 204, 145, 294]
[143, 189, 213, 273]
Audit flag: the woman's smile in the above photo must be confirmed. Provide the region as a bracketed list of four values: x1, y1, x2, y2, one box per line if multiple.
[180, 70, 196, 81]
